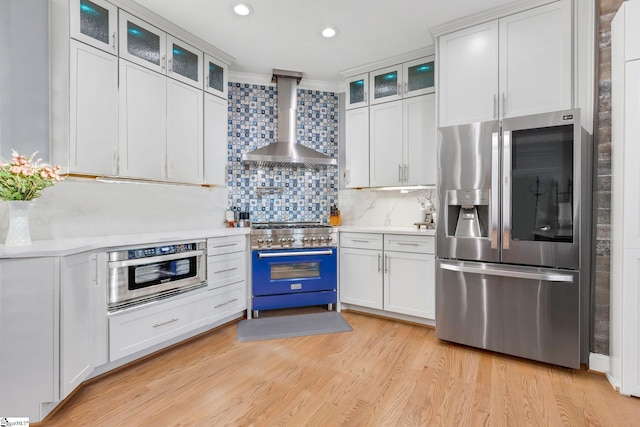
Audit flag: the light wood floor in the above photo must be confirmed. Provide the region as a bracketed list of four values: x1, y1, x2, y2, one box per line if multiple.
[44, 310, 640, 426]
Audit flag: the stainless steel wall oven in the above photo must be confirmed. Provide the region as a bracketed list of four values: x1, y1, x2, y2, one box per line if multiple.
[108, 241, 207, 312]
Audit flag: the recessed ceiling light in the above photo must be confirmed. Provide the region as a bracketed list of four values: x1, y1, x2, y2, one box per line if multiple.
[233, 3, 253, 16]
[322, 27, 338, 38]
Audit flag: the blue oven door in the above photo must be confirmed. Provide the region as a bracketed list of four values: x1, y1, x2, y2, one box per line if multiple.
[252, 248, 337, 311]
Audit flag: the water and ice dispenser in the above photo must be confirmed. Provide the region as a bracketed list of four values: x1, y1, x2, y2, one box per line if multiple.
[445, 189, 490, 238]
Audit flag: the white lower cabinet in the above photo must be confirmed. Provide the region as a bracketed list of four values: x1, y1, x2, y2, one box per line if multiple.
[339, 246, 383, 309]
[340, 232, 435, 320]
[0, 258, 57, 422]
[210, 282, 246, 322]
[60, 252, 98, 400]
[384, 250, 435, 319]
[108, 292, 209, 361]
[207, 234, 248, 318]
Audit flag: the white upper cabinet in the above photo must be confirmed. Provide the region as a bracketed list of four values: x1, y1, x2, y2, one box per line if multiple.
[402, 56, 435, 98]
[119, 11, 167, 75]
[438, 21, 499, 126]
[166, 78, 204, 183]
[344, 107, 370, 188]
[204, 54, 229, 99]
[167, 35, 203, 89]
[119, 59, 167, 180]
[369, 64, 403, 105]
[369, 100, 403, 187]
[404, 93, 436, 185]
[369, 94, 436, 187]
[498, 0, 572, 118]
[345, 73, 369, 110]
[438, 0, 572, 126]
[204, 93, 229, 185]
[69, 40, 118, 175]
[70, 0, 118, 55]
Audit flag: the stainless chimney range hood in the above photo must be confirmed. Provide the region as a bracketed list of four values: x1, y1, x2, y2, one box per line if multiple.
[241, 69, 337, 167]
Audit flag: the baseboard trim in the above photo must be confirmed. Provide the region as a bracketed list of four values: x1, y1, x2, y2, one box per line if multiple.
[588, 352, 609, 374]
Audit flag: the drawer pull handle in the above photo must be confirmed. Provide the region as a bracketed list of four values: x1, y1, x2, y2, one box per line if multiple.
[214, 267, 238, 274]
[397, 243, 419, 246]
[215, 298, 239, 308]
[153, 318, 179, 328]
[350, 239, 372, 243]
[210, 243, 239, 249]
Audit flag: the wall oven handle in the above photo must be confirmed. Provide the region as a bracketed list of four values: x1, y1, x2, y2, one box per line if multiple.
[439, 262, 574, 283]
[108, 250, 205, 268]
[257, 250, 333, 258]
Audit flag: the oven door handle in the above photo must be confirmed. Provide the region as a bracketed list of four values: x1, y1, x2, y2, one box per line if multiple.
[257, 249, 334, 258]
[108, 250, 206, 268]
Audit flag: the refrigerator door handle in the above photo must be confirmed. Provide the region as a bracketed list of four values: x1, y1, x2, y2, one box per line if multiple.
[491, 131, 500, 249]
[439, 262, 574, 283]
[502, 130, 512, 250]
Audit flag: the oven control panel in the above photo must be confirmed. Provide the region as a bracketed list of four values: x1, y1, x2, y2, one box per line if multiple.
[252, 232, 337, 249]
[127, 242, 198, 259]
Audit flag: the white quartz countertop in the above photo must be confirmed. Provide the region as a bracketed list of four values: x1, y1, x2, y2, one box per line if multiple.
[0, 227, 250, 258]
[339, 225, 436, 236]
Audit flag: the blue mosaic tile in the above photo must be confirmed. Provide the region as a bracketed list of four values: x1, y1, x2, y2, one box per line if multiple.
[226, 82, 339, 223]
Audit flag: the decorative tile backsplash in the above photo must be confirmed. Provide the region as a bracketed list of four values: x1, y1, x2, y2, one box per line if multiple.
[227, 82, 339, 223]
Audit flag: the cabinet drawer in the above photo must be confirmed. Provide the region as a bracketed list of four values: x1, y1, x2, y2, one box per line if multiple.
[210, 282, 246, 322]
[384, 234, 434, 254]
[208, 252, 246, 290]
[207, 235, 247, 255]
[340, 232, 383, 250]
[108, 293, 209, 361]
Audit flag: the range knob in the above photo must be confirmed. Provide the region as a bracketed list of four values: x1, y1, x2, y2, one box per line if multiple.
[257, 238, 264, 245]
[311, 237, 317, 244]
[302, 237, 309, 244]
[288, 237, 295, 244]
[279, 237, 287, 245]
[326, 235, 333, 242]
[265, 237, 273, 245]
[318, 236, 326, 243]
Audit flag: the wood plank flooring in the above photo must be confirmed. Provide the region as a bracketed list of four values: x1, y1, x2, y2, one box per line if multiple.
[43, 311, 640, 426]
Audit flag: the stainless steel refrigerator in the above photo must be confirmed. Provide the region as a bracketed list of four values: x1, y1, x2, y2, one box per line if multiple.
[435, 108, 591, 369]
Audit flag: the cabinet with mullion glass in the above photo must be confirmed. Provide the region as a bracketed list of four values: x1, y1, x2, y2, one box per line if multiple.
[369, 64, 403, 105]
[167, 35, 203, 89]
[204, 54, 229, 99]
[403, 56, 435, 97]
[345, 73, 369, 110]
[119, 10, 167, 74]
[70, 0, 118, 55]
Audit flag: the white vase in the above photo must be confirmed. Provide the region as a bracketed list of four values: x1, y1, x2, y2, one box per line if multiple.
[5, 200, 32, 247]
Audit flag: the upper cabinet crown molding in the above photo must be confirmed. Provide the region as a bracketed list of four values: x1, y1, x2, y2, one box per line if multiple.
[340, 46, 435, 80]
[430, 0, 557, 38]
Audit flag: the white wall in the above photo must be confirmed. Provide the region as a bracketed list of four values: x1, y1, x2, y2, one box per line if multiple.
[0, 178, 229, 241]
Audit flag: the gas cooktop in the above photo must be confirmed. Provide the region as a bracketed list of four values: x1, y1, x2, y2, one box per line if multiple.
[250, 222, 337, 250]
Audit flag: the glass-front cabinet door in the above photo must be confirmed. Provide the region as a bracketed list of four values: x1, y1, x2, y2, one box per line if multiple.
[70, 0, 118, 54]
[167, 35, 203, 89]
[403, 56, 435, 97]
[345, 73, 368, 110]
[119, 11, 167, 74]
[204, 54, 228, 99]
[369, 65, 403, 105]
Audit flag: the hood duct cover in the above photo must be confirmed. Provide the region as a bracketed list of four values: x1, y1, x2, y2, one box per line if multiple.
[241, 69, 337, 166]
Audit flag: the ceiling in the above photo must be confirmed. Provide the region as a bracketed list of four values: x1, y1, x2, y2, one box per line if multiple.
[132, 0, 518, 84]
